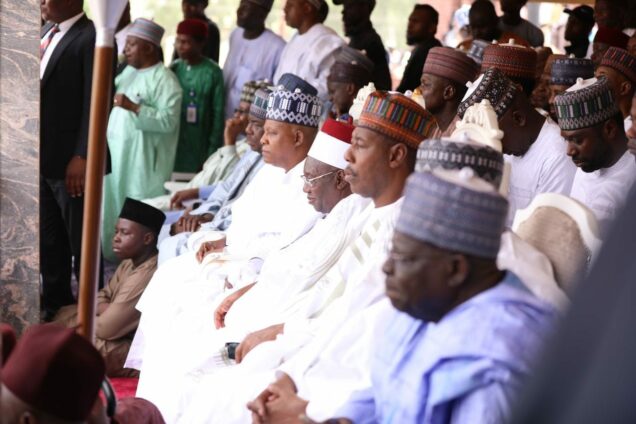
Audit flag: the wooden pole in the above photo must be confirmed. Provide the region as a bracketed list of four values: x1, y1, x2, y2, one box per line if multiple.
[77, 46, 114, 341]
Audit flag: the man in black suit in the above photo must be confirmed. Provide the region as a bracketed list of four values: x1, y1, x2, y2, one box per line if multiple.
[40, 0, 100, 320]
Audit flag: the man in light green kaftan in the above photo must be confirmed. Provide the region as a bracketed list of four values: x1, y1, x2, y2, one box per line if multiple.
[171, 18, 225, 173]
[102, 18, 182, 262]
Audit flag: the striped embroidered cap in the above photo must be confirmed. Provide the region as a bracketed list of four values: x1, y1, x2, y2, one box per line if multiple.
[599, 47, 636, 84]
[550, 57, 594, 86]
[481, 40, 537, 81]
[416, 136, 504, 188]
[397, 170, 508, 259]
[329, 46, 374, 87]
[423, 47, 480, 85]
[554, 76, 619, 131]
[249, 87, 273, 120]
[458, 68, 519, 119]
[128, 18, 164, 47]
[276, 73, 318, 96]
[467, 39, 489, 65]
[334, 45, 374, 73]
[357, 91, 436, 149]
[240, 80, 271, 104]
[266, 88, 323, 128]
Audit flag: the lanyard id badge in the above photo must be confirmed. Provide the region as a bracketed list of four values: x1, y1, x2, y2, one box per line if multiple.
[187, 102, 198, 124]
[186, 89, 198, 124]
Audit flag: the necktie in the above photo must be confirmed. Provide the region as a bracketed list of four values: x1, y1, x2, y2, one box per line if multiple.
[40, 24, 60, 59]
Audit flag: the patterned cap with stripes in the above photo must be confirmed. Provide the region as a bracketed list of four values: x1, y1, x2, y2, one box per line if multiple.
[599, 47, 636, 84]
[423, 47, 480, 85]
[249, 87, 273, 120]
[357, 91, 436, 149]
[416, 137, 504, 188]
[554, 76, 619, 131]
[397, 170, 508, 259]
[128, 18, 164, 47]
[458, 68, 519, 119]
[550, 57, 594, 86]
[240, 80, 271, 104]
[266, 88, 322, 128]
[481, 40, 537, 81]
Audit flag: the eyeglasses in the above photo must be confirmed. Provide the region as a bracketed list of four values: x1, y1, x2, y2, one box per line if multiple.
[301, 171, 336, 187]
[234, 107, 250, 115]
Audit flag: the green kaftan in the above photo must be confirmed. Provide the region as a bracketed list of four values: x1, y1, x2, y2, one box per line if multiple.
[102, 63, 182, 262]
[170, 58, 224, 173]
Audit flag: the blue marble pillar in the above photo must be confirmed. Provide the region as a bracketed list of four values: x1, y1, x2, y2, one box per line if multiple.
[0, 0, 40, 333]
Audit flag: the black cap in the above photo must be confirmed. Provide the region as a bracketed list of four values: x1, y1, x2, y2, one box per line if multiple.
[119, 197, 166, 235]
[564, 5, 595, 26]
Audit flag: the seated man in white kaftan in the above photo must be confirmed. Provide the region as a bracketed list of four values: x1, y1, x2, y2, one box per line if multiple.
[130, 119, 371, 419]
[129, 79, 328, 407]
[555, 77, 636, 235]
[157, 73, 322, 263]
[153, 92, 435, 423]
[257, 170, 558, 424]
[235, 119, 518, 423]
[458, 67, 577, 225]
[157, 85, 272, 245]
[273, 0, 344, 100]
[144, 80, 270, 212]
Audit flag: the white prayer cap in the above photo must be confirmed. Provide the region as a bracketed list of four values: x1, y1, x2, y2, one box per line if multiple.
[308, 118, 354, 170]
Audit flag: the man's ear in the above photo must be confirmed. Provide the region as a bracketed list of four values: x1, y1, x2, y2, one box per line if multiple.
[345, 82, 358, 97]
[335, 169, 349, 190]
[447, 254, 470, 288]
[443, 84, 456, 101]
[512, 109, 527, 127]
[143, 231, 156, 246]
[620, 80, 633, 97]
[293, 128, 305, 147]
[603, 117, 618, 140]
[388, 142, 408, 169]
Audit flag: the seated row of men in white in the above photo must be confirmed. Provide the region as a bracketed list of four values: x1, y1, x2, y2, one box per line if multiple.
[53, 33, 636, 423]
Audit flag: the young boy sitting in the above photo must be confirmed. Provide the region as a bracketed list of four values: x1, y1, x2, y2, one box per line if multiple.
[55, 197, 165, 377]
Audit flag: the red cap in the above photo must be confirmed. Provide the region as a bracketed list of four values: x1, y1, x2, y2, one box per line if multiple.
[321, 118, 354, 144]
[308, 118, 355, 169]
[2, 324, 105, 421]
[177, 18, 208, 40]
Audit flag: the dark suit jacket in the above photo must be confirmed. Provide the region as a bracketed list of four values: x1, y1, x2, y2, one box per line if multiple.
[41, 15, 111, 179]
[396, 38, 442, 93]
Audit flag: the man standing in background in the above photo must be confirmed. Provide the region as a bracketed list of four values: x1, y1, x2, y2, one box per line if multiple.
[40, 0, 104, 321]
[102, 18, 182, 262]
[335, 0, 391, 90]
[396, 4, 441, 93]
[223, 0, 285, 119]
[273, 0, 344, 100]
[178, 0, 221, 63]
[498, 0, 544, 47]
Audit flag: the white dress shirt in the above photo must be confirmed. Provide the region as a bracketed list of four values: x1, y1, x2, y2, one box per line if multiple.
[40, 12, 85, 79]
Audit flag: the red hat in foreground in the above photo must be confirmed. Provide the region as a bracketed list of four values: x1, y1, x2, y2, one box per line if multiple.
[2, 323, 105, 421]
